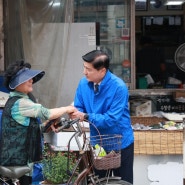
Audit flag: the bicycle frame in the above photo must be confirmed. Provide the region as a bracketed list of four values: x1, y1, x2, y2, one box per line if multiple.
[64, 120, 96, 185]
[48, 118, 131, 185]
[1, 118, 131, 185]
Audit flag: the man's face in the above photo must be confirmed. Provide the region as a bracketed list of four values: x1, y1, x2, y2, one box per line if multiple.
[83, 62, 106, 83]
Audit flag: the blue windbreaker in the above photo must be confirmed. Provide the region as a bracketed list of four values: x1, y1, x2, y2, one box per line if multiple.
[74, 70, 134, 149]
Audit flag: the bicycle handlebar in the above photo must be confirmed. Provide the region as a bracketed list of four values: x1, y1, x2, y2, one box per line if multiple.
[56, 118, 80, 132]
[43, 117, 81, 133]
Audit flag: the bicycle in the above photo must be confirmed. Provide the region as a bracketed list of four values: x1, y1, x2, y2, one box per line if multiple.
[0, 118, 132, 185]
[43, 118, 132, 185]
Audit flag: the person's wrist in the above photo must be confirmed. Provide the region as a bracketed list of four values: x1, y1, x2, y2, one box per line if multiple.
[84, 113, 89, 120]
[65, 107, 69, 113]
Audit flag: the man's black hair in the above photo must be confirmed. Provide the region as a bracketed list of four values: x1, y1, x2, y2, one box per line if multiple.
[82, 50, 109, 70]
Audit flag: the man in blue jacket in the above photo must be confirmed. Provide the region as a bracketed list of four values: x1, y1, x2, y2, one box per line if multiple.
[71, 50, 134, 184]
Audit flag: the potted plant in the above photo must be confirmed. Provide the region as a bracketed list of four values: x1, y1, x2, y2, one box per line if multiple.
[41, 144, 77, 184]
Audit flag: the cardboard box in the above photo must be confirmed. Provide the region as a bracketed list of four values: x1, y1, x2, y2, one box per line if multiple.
[130, 99, 152, 116]
[173, 91, 185, 99]
[136, 100, 152, 116]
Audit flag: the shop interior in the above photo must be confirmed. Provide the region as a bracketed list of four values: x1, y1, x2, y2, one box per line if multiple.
[74, 0, 185, 90]
[133, 0, 185, 117]
[136, 16, 184, 88]
[135, 1, 185, 89]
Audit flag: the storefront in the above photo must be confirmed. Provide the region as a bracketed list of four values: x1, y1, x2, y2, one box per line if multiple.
[0, 0, 185, 184]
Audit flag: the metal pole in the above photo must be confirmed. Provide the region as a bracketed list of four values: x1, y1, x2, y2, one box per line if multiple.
[183, 118, 185, 185]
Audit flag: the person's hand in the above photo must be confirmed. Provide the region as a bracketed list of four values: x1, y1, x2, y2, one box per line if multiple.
[50, 124, 58, 133]
[65, 105, 77, 114]
[43, 117, 61, 133]
[70, 110, 85, 122]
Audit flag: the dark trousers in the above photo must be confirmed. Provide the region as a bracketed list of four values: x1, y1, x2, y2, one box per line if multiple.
[94, 143, 134, 184]
[19, 175, 32, 185]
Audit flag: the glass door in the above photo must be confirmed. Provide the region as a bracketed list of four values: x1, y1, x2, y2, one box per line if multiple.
[74, 0, 135, 89]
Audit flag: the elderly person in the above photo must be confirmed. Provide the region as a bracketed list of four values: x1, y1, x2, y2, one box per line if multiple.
[0, 60, 75, 185]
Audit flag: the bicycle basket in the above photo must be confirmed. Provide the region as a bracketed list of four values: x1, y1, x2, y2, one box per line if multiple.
[87, 134, 122, 170]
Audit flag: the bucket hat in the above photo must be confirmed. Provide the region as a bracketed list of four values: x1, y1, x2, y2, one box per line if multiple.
[9, 67, 45, 89]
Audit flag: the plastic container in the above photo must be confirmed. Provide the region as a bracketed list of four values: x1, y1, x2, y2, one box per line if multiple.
[137, 77, 148, 89]
[122, 59, 131, 83]
[0, 76, 9, 93]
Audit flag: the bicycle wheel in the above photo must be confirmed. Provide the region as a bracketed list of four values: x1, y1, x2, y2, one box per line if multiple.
[97, 177, 132, 185]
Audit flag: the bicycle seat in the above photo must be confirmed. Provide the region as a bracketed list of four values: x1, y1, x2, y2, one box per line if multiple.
[0, 166, 31, 179]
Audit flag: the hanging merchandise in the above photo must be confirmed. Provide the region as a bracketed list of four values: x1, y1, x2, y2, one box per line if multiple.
[122, 59, 131, 83]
